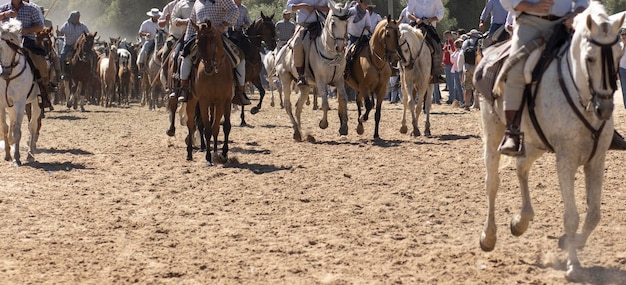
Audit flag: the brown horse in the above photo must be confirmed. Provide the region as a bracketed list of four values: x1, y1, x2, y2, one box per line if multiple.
[185, 20, 234, 165]
[65, 32, 98, 112]
[241, 13, 276, 121]
[345, 17, 401, 139]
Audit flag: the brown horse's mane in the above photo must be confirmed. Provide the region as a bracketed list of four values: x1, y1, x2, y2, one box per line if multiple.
[71, 32, 96, 63]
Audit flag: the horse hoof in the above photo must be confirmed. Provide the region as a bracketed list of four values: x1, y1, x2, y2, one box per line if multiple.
[319, 120, 328, 129]
[479, 232, 496, 252]
[565, 261, 583, 282]
[293, 131, 302, 142]
[425, 131, 431, 137]
[510, 215, 529, 237]
[12, 160, 21, 167]
[205, 161, 213, 167]
[312, 105, 318, 110]
[166, 129, 175, 137]
[356, 124, 364, 135]
[413, 129, 421, 137]
[400, 125, 408, 134]
[250, 107, 260, 114]
[27, 154, 35, 163]
[270, 102, 275, 107]
[306, 135, 316, 143]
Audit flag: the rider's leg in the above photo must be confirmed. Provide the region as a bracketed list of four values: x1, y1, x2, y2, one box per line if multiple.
[177, 54, 192, 103]
[293, 28, 307, 86]
[430, 40, 446, 84]
[233, 59, 251, 106]
[30, 54, 53, 111]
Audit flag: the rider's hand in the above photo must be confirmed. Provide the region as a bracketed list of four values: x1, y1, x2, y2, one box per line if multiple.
[529, 0, 554, 14]
[4, 10, 17, 19]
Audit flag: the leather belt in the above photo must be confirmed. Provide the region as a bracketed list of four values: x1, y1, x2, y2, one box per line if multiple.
[523, 13, 561, 21]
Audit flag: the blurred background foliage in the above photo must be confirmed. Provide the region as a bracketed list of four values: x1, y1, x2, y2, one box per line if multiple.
[32, 0, 626, 42]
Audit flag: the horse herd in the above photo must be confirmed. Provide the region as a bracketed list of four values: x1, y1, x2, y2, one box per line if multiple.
[1, 1, 626, 281]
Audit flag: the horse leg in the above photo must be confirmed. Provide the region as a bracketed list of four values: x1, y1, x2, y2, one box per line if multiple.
[221, 99, 231, 161]
[11, 102, 25, 166]
[412, 86, 423, 137]
[317, 81, 329, 130]
[239, 105, 247, 127]
[479, 99, 506, 252]
[166, 97, 178, 137]
[335, 82, 349, 137]
[373, 88, 386, 140]
[312, 85, 319, 110]
[197, 100, 213, 166]
[185, 98, 198, 161]
[399, 72, 410, 134]
[510, 148, 542, 237]
[0, 108, 9, 161]
[423, 84, 434, 137]
[281, 77, 302, 141]
[26, 102, 41, 162]
[295, 85, 311, 142]
[554, 155, 582, 279]
[356, 91, 364, 135]
[250, 78, 264, 114]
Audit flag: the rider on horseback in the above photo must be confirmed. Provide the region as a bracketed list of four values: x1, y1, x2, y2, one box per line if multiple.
[286, 0, 330, 86]
[406, 0, 446, 84]
[166, 0, 194, 99]
[57, 11, 89, 78]
[137, 8, 162, 79]
[0, 0, 52, 110]
[178, 0, 250, 105]
[497, 0, 587, 157]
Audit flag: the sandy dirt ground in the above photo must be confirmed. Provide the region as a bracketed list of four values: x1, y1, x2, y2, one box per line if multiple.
[2, 89, 626, 284]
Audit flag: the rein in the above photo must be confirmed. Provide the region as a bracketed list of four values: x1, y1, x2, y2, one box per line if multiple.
[399, 34, 426, 70]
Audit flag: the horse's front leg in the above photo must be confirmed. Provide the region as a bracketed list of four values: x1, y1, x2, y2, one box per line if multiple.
[0, 108, 10, 162]
[26, 102, 41, 163]
[11, 103, 25, 166]
[373, 86, 386, 140]
[296, 85, 312, 142]
[166, 96, 178, 137]
[423, 84, 434, 137]
[316, 81, 329, 130]
[479, 100, 506, 251]
[184, 98, 198, 161]
[355, 91, 364, 135]
[554, 156, 582, 280]
[510, 148, 542, 237]
[335, 82, 349, 137]
[250, 80, 264, 114]
[281, 77, 301, 141]
[221, 101, 232, 163]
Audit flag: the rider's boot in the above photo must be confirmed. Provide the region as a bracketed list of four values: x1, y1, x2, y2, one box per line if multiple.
[498, 110, 524, 157]
[232, 85, 251, 106]
[177, 79, 190, 103]
[37, 82, 53, 115]
[296, 67, 307, 86]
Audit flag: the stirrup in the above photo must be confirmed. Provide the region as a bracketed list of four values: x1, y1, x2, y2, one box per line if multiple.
[498, 130, 525, 157]
[296, 76, 307, 86]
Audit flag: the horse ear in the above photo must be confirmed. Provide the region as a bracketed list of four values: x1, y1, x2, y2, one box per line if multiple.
[191, 20, 199, 31]
[387, 15, 391, 22]
[270, 14, 274, 20]
[261, 11, 265, 18]
[94, 32, 98, 38]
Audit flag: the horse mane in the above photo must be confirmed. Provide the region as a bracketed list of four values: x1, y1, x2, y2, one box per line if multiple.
[399, 23, 424, 41]
[0, 18, 22, 47]
[573, 1, 609, 34]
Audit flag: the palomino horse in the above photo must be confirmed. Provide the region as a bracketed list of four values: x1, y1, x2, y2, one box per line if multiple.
[397, 23, 434, 137]
[143, 29, 167, 110]
[185, 20, 234, 166]
[65, 32, 98, 112]
[242, 13, 276, 118]
[479, 2, 624, 280]
[276, 0, 351, 142]
[345, 16, 401, 139]
[0, 19, 41, 165]
[97, 43, 118, 107]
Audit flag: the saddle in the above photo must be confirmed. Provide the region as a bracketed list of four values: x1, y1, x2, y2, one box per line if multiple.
[344, 36, 369, 79]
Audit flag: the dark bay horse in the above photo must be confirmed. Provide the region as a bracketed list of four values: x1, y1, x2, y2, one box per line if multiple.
[185, 20, 234, 166]
[231, 12, 276, 126]
[65, 32, 98, 112]
[345, 17, 401, 139]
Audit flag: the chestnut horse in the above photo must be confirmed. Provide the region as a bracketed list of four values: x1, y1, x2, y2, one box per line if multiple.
[185, 20, 234, 166]
[65, 32, 98, 112]
[345, 17, 401, 139]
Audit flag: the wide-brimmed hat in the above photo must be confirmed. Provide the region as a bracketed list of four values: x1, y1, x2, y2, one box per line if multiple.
[468, 29, 480, 37]
[146, 8, 162, 17]
[282, 9, 290, 15]
[367, 4, 376, 8]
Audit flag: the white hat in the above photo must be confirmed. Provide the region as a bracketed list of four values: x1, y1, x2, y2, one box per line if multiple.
[146, 8, 162, 17]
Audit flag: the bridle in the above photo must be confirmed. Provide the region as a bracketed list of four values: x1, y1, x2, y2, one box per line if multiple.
[370, 23, 402, 71]
[197, 27, 222, 75]
[0, 38, 28, 107]
[585, 36, 619, 102]
[398, 33, 426, 70]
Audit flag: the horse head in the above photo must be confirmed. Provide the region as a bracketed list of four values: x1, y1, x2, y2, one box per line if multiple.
[572, 2, 624, 121]
[35, 26, 54, 55]
[323, 0, 350, 53]
[254, 12, 277, 51]
[192, 20, 223, 75]
[0, 18, 23, 77]
[379, 15, 402, 63]
[397, 23, 424, 70]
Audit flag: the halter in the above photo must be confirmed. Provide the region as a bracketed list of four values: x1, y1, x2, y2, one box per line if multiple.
[370, 24, 401, 72]
[322, 13, 349, 51]
[0, 39, 28, 108]
[198, 28, 222, 75]
[249, 17, 276, 50]
[398, 33, 426, 70]
[315, 12, 348, 66]
[585, 36, 619, 102]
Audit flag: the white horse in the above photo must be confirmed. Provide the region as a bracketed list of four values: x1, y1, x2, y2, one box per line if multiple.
[261, 48, 284, 108]
[0, 19, 41, 166]
[479, 2, 624, 280]
[397, 23, 434, 137]
[275, 0, 350, 142]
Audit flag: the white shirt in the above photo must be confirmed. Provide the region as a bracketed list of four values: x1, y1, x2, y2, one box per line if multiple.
[138, 19, 160, 39]
[620, 42, 626, 69]
[500, 0, 588, 17]
[160, 0, 180, 32]
[286, 0, 328, 25]
[170, 0, 194, 39]
[347, 6, 370, 37]
[406, 0, 444, 27]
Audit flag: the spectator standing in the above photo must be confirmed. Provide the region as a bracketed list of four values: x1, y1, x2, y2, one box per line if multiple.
[442, 30, 454, 94]
[275, 10, 295, 50]
[449, 39, 463, 107]
[619, 28, 626, 108]
[457, 29, 480, 111]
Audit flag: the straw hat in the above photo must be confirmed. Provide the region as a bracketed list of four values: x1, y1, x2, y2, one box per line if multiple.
[146, 8, 162, 17]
